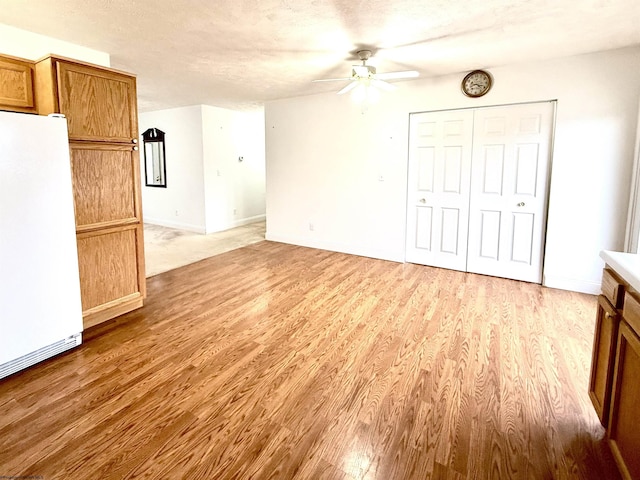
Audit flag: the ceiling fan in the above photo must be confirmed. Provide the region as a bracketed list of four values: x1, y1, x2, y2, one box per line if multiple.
[312, 50, 419, 95]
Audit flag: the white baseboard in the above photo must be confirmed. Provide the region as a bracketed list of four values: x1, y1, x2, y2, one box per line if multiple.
[206, 214, 266, 233]
[235, 213, 266, 227]
[265, 232, 403, 263]
[542, 275, 600, 295]
[143, 217, 206, 233]
[145, 214, 265, 235]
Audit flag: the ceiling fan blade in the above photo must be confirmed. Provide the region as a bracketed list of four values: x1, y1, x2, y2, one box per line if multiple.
[312, 77, 351, 83]
[375, 70, 420, 80]
[337, 81, 358, 95]
[371, 79, 397, 92]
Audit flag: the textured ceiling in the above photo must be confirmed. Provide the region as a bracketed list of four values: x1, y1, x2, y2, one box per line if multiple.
[1, 0, 639, 112]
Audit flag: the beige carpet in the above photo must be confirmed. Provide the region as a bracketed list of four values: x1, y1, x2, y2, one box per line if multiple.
[143, 221, 266, 277]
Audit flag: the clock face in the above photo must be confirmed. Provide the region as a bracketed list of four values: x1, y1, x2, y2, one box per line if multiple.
[462, 70, 492, 97]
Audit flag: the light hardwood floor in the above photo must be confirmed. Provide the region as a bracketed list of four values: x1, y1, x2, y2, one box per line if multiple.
[0, 241, 620, 479]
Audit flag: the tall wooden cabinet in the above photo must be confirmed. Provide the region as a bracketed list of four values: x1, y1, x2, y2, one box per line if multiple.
[34, 55, 145, 328]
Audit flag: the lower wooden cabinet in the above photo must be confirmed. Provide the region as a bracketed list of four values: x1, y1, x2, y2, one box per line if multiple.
[76, 225, 145, 329]
[608, 320, 640, 480]
[588, 294, 620, 425]
[590, 265, 640, 480]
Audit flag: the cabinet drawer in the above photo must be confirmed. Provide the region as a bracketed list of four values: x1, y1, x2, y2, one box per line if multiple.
[589, 295, 620, 426]
[621, 292, 640, 334]
[602, 268, 625, 309]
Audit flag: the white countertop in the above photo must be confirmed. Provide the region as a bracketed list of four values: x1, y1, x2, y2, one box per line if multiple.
[600, 250, 640, 292]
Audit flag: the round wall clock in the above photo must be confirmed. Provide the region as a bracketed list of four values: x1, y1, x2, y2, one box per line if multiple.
[461, 70, 492, 97]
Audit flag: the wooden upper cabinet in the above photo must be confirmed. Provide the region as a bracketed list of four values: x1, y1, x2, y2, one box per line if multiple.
[35, 56, 138, 143]
[0, 54, 36, 113]
[57, 62, 137, 142]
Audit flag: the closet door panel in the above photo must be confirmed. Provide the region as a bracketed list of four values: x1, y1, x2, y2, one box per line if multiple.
[406, 110, 474, 271]
[466, 102, 554, 283]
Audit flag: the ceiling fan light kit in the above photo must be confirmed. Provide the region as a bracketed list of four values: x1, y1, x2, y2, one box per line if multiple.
[313, 49, 419, 101]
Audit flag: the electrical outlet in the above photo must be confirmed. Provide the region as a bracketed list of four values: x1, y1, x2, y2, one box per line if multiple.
[233, 209, 237, 215]
[175, 210, 178, 216]
[309, 223, 314, 231]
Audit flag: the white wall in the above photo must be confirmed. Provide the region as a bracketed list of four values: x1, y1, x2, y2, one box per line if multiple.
[202, 106, 266, 233]
[624, 98, 640, 253]
[140, 105, 266, 233]
[0, 23, 110, 66]
[265, 46, 640, 294]
[139, 105, 207, 232]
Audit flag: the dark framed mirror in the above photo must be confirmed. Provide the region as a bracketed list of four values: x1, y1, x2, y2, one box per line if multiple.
[143, 128, 167, 187]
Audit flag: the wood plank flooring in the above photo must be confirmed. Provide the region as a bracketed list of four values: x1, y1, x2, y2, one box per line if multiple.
[0, 241, 620, 479]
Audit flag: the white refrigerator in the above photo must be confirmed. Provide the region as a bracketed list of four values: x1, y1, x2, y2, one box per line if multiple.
[0, 111, 83, 380]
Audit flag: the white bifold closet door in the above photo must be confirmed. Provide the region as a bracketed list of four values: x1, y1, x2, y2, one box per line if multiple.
[405, 109, 474, 271]
[405, 101, 554, 283]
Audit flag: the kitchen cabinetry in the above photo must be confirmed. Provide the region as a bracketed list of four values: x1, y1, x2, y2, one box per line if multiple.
[588, 291, 620, 424]
[34, 55, 145, 329]
[0, 54, 36, 113]
[608, 293, 640, 480]
[590, 252, 640, 480]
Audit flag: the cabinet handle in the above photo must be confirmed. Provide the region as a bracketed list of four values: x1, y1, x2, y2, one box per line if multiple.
[133, 146, 139, 151]
[132, 138, 138, 144]
[605, 312, 613, 319]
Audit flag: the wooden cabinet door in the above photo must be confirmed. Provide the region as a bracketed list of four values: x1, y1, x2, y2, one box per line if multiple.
[76, 225, 145, 328]
[608, 320, 640, 480]
[56, 61, 138, 143]
[0, 55, 35, 113]
[588, 295, 620, 425]
[70, 143, 141, 231]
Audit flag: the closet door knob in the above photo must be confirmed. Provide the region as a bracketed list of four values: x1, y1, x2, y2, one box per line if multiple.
[517, 202, 525, 207]
[419, 198, 426, 204]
